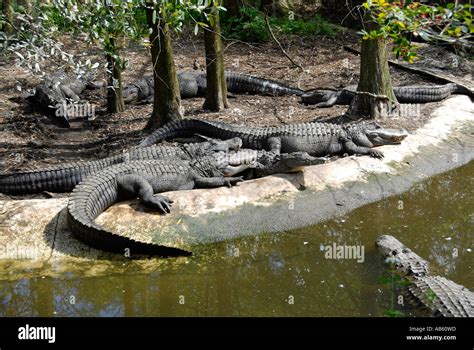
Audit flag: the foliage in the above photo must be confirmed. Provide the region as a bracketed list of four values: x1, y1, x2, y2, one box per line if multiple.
[221, 7, 336, 43]
[1, 0, 195, 77]
[383, 309, 405, 317]
[359, 0, 473, 62]
[78, 0, 149, 72]
[221, 6, 268, 42]
[1, 9, 85, 77]
[272, 14, 336, 37]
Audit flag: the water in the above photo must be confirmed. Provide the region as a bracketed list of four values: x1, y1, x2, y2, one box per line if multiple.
[1, 162, 472, 317]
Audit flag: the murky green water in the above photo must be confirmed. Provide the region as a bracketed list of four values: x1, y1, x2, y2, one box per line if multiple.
[1, 162, 472, 317]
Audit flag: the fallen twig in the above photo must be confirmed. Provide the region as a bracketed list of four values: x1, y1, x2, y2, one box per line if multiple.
[264, 15, 303, 71]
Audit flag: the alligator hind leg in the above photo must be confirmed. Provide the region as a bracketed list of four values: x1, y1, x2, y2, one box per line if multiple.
[266, 137, 282, 154]
[117, 174, 174, 213]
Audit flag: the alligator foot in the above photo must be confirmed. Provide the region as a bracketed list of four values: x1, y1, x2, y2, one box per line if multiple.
[369, 150, 384, 159]
[224, 176, 244, 187]
[143, 194, 174, 214]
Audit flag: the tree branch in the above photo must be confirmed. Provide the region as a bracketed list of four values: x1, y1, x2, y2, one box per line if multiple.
[264, 15, 303, 71]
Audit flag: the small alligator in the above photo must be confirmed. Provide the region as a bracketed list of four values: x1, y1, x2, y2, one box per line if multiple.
[0, 138, 242, 195]
[67, 151, 326, 254]
[301, 83, 474, 107]
[28, 72, 97, 113]
[376, 235, 474, 317]
[139, 119, 409, 159]
[122, 71, 304, 104]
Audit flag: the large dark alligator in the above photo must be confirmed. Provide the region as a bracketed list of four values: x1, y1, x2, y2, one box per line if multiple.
[122, 71, 304, 104]
[0, 138, 242, 195]
[67, 151, 326, 254]
[376, 235, 474, 317]
[301, 83, 474, 107]
[0, 137, 327, 195]
[139, 119, 409, 159]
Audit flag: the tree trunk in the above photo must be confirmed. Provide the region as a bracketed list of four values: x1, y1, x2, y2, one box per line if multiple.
[145, 3, 182, 130]
[106, 50, 125, 114]
[203, 8, 229, 111]
[19, 0, 32, 15]
[224, 0, 241, 17]
[2, 0, 14, 35]
[346, 19, 398, 119]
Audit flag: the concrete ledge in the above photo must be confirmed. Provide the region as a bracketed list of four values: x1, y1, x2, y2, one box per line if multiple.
[0, 96, 472, 278]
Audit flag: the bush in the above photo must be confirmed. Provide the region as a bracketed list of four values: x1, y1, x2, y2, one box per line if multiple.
[221, 7, 337, 43]
[272, 14, 336, 37]
[221, 6, 269, 43]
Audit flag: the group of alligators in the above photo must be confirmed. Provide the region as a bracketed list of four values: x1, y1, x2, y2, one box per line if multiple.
[1, 118, 407, 252]
[4, 70, 473, 317]
[28, 70, 473, 116]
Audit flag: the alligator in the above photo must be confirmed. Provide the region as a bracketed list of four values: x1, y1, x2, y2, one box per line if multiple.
[28, 72, 97, 114]
[0, 138, 242, 195]
[67, 151, 327, 254]
[122, 71, 304, 104]
[376, 235, 474, 317]
[139, 118, 409, 159]
[0, 137, 328, 195]
[301, 83, 474, 107]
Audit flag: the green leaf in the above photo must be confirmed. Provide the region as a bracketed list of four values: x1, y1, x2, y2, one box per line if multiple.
[194, 23, 199, 35]
[417, 30, 430, 41]
[384, 309, 404, 317]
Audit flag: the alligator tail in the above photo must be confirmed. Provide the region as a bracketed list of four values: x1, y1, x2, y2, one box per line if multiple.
[0, 156, 123, 194]
[453, 84, 474, 99]
[67, 163, 189, 255]
[225, 72, 304, 96]
[394, 84, 461, 103]
[139, 119, 240, 147]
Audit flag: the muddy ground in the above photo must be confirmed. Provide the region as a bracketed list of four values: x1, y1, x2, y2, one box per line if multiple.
[0, 28, 472, 184]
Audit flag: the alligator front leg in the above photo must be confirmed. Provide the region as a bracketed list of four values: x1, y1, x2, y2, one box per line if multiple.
[117, 174, 174, 213]
[194, 176, 243, 188]
[342, 138, 384, 159]
[221, 164, 254, 176]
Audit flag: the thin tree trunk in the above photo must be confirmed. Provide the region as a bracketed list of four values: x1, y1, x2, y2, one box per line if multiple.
[19, 0, 32, 15]
[203, 8, 228, 111]
[106, 49, 125, 113]
[145, 3, 182, 130]
[2, 0, 14, 35]
[346, 19, 398, 119]
[224, 0, 241, 17]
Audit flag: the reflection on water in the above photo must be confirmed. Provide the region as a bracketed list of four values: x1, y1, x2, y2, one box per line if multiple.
[0, 162, 472, 317]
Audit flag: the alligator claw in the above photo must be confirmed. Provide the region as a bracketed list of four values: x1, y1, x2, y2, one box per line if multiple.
[370, 150, 384, 159]
[225, 176, 244, 187]
[147, 195, 174, 214]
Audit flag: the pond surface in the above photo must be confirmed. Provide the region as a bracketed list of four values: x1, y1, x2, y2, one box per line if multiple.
[1, 162, 472, 317]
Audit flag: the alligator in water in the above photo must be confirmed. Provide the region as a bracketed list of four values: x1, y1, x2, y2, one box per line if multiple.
[67, 151, 326, 254]
[122, 71, 304, 104]
[0, 138, 242, 195]
[376, 235, 474, 317]
[301, 83, 474, 107]
[139, 119, 409, 159]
